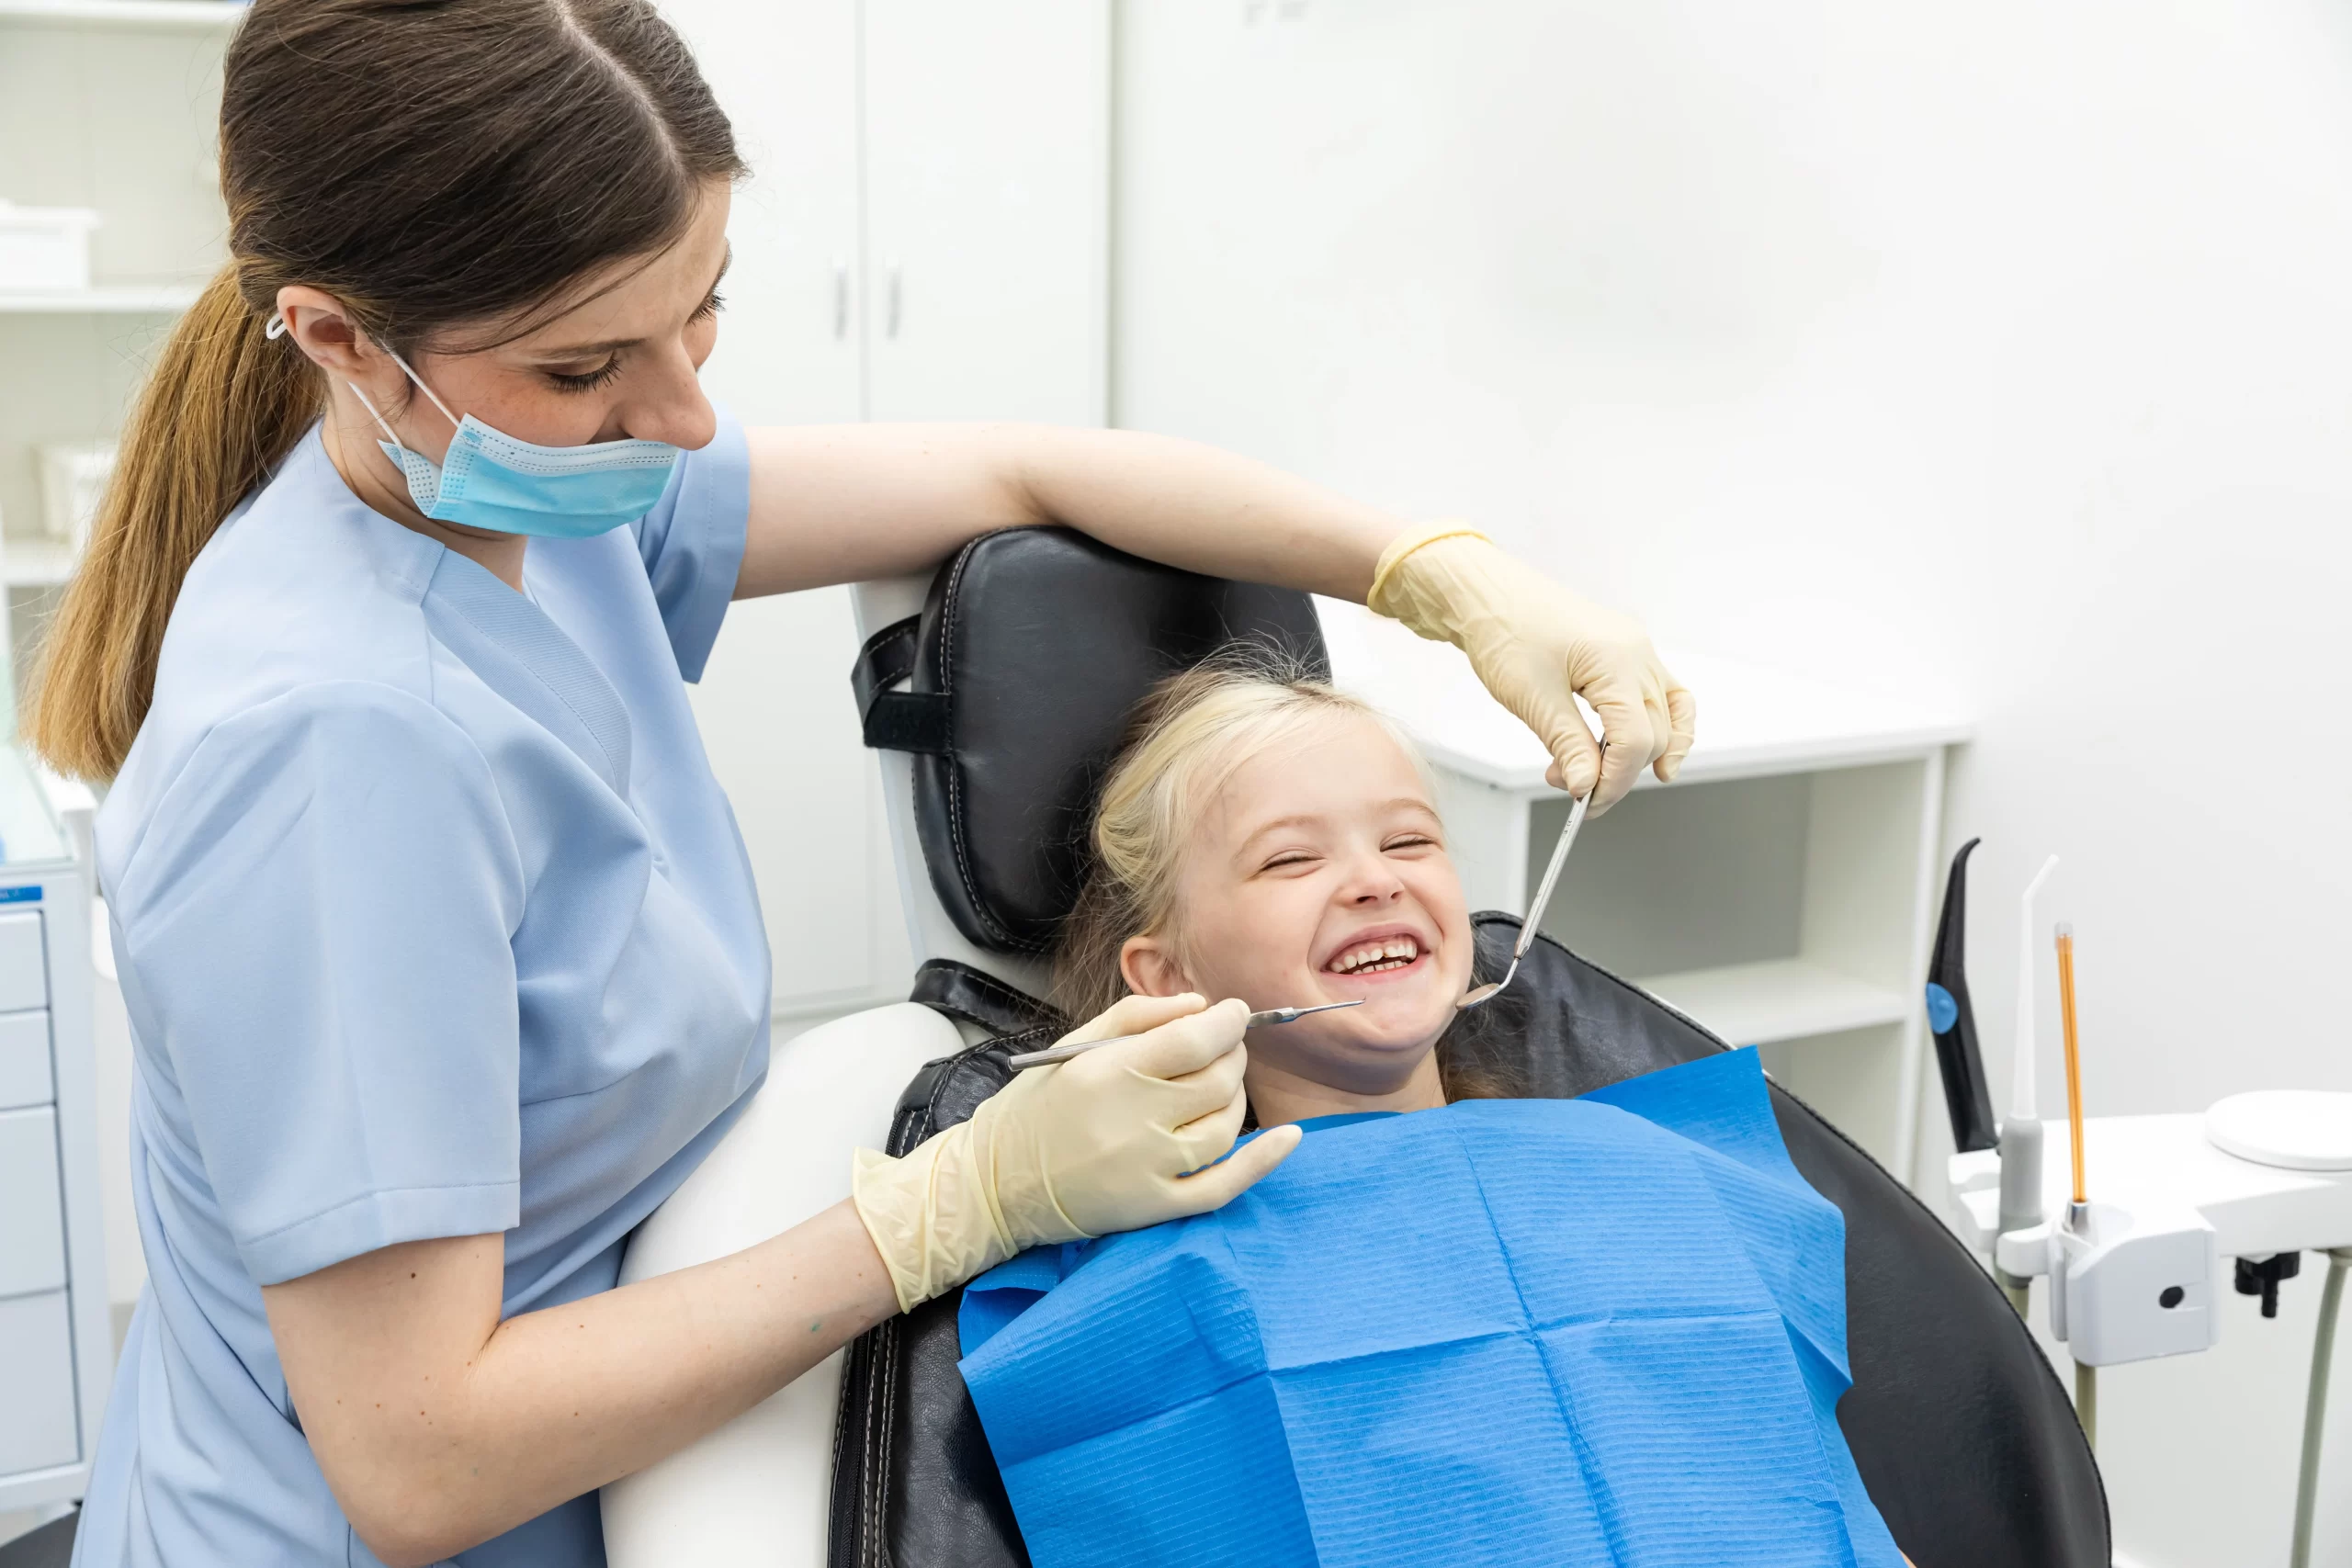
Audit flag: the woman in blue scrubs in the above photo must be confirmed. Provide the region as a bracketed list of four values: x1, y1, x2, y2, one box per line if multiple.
[29, 4, 1691, 1565]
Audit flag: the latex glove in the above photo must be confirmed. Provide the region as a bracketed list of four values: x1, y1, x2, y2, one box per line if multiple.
[851, 994, 1303, 1312]
[1369, 522, 1695, 811]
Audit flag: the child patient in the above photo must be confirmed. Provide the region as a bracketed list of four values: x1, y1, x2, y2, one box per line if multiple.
[1051, 657, 1499, 1127]
[959, 658, 1912, 1568]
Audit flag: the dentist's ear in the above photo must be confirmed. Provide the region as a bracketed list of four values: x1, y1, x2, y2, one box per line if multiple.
[274, 286, 376, 379]
[1119, 934, 1193, 999]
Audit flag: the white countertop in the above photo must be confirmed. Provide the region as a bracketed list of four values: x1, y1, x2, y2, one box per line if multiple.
[1317, 598, 1973, 792]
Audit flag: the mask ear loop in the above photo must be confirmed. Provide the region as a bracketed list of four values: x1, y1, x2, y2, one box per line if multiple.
[345, 378, 414, 458]
[346, 342, 461, 460]
[380, 345, 464, 433]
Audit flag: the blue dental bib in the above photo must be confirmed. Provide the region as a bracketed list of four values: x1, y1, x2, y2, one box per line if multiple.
[958, 1049, 1904, 1568]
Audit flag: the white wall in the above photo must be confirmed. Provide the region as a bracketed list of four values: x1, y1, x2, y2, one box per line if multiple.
[1114, 4, 2352, 1564]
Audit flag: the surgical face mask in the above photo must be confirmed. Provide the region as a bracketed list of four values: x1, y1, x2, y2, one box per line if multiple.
[346, 348, 681, 539]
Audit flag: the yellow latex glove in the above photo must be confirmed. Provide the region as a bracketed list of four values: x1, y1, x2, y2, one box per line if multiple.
[851, 994, 1304, 1312]
[1369, 523, 1696, 811]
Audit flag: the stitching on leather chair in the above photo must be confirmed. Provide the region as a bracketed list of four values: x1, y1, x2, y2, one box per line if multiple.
[911, 961, 1060, 1036]
[873, 1323, 896, 1568]
[933, 543, 1022, 953]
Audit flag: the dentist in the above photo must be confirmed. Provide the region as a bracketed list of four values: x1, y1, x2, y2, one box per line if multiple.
[33, 3, 1691, 1565]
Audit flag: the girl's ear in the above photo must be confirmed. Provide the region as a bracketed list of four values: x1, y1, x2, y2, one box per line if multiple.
[1120, 933, 1193, 998]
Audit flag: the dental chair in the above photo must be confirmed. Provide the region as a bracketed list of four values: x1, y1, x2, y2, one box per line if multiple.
[603, 528, 2110, 1568]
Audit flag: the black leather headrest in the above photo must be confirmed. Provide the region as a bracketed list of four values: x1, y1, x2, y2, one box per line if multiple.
[852, 527, 1327, 954]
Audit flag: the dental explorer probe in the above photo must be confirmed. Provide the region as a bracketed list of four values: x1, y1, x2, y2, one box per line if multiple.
[1007, 1000, 1367, 1070]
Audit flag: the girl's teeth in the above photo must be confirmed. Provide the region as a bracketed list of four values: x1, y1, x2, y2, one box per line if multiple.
[1333, 938, 1419, 974]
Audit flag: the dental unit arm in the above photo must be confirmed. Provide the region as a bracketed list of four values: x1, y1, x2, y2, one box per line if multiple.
[1931, 847, 2352, 1567]
[1933, 856, 2352, 1365]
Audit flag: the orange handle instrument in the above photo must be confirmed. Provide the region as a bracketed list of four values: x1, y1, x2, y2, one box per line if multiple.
[2056, 923, 2086, 1210]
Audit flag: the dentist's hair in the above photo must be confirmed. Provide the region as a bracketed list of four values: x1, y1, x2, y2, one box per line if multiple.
[29, 0, 745, 780]
[1053, 652, 1509, 1102]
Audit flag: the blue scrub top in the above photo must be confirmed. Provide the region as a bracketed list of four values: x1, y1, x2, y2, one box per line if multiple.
[73, 413, 774, 1567]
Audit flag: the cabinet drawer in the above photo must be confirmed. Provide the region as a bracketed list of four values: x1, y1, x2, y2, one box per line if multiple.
[0, 1290, 78, 1474]
[0, 1011, 51, 1111]
[0, 1106, 66, 1299]
[0, 911, 44, 1015]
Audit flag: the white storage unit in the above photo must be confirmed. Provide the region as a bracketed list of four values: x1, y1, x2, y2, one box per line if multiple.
[0, 750, 103, 1514]
[0, 203, 100, 295]
[0, 2, 232, 721]
[0, 1292, 77, 1479]
[0, 1011, 51, 1110]
[661, 0, 1111, 1021]
[1322, 602, 1972, 1182]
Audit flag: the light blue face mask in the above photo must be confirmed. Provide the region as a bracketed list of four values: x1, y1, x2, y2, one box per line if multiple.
[347, 349, 681, 539]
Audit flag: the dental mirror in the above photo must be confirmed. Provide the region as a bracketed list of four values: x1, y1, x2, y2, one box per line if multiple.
[1007, 999, 1366, 1070]
[1456, 782, 1595, 1012]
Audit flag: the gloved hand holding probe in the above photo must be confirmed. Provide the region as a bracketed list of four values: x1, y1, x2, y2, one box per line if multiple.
[1370, 522, 1697, 811]
[850, 994, 1304, 1311]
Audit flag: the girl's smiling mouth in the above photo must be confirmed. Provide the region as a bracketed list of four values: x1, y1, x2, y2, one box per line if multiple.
[1321, 926, 1432, 982]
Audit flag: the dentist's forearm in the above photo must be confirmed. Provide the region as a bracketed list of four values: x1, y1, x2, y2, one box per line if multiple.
[738, 422, 1398, 600]
[1004, 424, 1398, 601]
[265, 1201, 898, 1567]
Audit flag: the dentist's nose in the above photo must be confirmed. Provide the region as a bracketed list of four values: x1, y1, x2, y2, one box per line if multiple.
[616, 344, 718, 450]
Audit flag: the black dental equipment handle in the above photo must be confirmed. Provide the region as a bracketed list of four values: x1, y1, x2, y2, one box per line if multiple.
[2236, 1252, 2302, 1319]
[1928, 838, 2000, 1154]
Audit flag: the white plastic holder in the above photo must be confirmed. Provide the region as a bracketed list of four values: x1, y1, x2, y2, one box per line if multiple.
[2007, 1201, 2219, 1367]
[1947, 1148, 2004, 1250]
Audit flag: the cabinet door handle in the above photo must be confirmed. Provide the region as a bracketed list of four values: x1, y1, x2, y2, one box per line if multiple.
[831, 259, 849, 339]
[886, 262, 902, 339]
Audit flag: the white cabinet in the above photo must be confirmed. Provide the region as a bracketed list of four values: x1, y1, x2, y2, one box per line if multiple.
[0, 1291, 77, 1479]
[663, 0, 865, 430]
[0, 4, 229, 648]
[0, 1106, 65, 1299]
[0, 911, 45, 1012]
[668, 0, 1110, 432]
[0, 1010, 47, 1111]
[862, 0, 1109, 424]
[662, 0, 1110, 1020]
[0, 756, 104, 1511]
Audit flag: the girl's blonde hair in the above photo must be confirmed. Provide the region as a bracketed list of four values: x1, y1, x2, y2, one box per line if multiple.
[1052, 651, 1510, 1101]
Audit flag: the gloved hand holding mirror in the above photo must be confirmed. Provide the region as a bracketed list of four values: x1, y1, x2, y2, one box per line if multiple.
[1370, 522, 1696, 812]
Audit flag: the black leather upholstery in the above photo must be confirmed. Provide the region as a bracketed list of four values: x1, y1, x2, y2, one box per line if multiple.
[830, 936, 2109, 1568]
[0, 1511, 76, 1568]
[834, 533, 2109, 1568]
[829, 991, 1051, 1568]
[907, 958, 1061, 1037]
[854, 527, 1326, 953]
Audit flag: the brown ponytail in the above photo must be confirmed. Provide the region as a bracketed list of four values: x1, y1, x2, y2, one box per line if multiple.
[30, 270, 319, 778]
[27, 0, 745, 779]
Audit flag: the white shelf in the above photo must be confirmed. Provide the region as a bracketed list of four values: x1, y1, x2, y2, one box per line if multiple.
[1632, 958, 1911, 1048]
[0, 0, 245, 28]
[0, 286, 200, 315]
[2, 539, 79, 588]
[1318, 598, 1973, 793]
